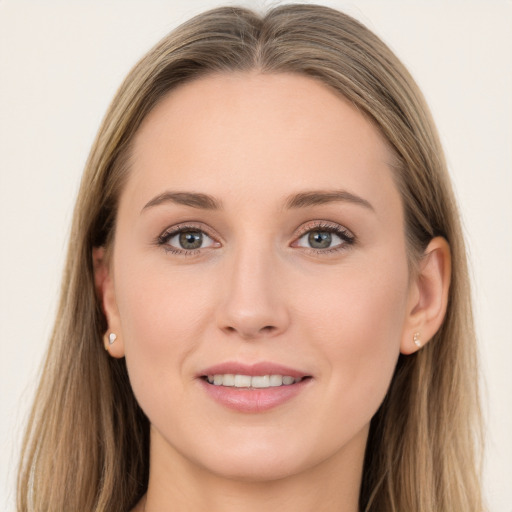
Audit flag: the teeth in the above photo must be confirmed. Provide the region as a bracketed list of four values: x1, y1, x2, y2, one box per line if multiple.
[269, 375, 283, 386]
[234, 374, 252, 387]
[222, 374, 235, 386]
[251, 375, 270, 388]
[206, 374, 303, 388]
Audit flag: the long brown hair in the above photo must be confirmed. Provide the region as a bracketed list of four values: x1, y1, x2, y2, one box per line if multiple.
[17, 4, 483, 511]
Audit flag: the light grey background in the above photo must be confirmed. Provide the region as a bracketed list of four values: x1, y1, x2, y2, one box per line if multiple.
[1, 1, 511, 510]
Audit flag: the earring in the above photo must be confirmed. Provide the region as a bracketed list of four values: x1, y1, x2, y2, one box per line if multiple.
[413, 332, 421, 348]
[104, 332, 117, 350]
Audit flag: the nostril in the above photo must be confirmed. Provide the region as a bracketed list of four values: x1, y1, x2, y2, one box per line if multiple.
[221, 323, 278, 340]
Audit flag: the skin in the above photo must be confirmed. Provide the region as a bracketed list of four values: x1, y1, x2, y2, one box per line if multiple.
[96, 72, 451, 512]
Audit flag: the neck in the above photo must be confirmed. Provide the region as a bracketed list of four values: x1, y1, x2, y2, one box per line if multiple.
[138, 425, 367, 512]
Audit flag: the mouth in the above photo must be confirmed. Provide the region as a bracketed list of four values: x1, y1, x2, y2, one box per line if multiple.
[202, 374, 310, 388]
[198, 362, 312, 412]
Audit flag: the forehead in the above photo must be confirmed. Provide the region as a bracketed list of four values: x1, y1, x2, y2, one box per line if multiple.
[125, 72, 400, 215]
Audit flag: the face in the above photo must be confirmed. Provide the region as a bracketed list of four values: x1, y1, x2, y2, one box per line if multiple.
[105, 72, 417, 482]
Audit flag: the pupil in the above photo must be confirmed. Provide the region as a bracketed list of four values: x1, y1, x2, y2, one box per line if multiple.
[179, 231, 203, 249]
[308, 231, 332, 249]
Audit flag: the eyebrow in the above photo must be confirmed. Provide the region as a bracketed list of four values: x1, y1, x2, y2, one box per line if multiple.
[141, 191, 222, 212]
[284, 190, 374, 211]
[141, 189, 374, 214]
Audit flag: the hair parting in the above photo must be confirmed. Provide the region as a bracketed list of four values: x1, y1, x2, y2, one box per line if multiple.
[17, 5, 483, 511]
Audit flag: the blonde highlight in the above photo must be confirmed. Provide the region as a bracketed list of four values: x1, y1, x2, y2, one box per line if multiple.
[18, 5, 483, 511]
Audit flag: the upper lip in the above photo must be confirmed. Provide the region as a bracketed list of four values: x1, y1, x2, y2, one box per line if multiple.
[198, 361, 309, 379]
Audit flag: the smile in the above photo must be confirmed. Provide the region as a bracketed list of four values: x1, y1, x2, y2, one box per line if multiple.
[199, 362, 312, 412]
[205, 374, 304, 388]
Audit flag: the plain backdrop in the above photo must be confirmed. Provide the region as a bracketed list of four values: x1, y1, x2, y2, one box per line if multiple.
[1, 0, 511, 510]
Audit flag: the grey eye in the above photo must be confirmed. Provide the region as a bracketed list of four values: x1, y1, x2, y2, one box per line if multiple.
[308, 231, 332, 249]
[297, 230, 343, 249]
[179, 231, 203, 249]
[167, 230, 214, 250]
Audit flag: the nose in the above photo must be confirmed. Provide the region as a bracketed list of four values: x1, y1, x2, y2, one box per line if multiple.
[216, 245, 290, 340]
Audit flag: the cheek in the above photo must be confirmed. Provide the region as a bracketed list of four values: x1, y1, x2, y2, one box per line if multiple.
[296, 254, 410, 415]
[113, 257, 216, 403]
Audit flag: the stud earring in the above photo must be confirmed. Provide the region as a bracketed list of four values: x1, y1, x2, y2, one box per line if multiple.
[413, 332, 421, 348]
[104, 332, 117, 350]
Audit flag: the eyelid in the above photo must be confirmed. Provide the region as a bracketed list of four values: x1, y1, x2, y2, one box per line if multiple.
[156, 222, 222, 254]
[154, 219, 355, 256]
[290, 220, 356, 253]
[293, 220, 355, 239]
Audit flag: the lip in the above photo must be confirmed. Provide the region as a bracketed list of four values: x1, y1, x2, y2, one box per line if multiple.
[197, 361, 312, 413]
[198, 361, 308, 379]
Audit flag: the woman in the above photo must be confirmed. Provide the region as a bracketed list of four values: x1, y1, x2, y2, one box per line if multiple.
[17, 4, 483, 511]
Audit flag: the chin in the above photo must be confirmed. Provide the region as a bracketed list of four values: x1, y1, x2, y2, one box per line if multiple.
[184, 427, 345, 484]
[200, 452, 309, 483]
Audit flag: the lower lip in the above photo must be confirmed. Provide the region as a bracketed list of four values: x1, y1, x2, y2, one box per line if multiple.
[199, 378, 311, 413]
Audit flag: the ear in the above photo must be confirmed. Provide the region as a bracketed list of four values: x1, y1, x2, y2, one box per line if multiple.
[401, 237, 451, 355]
[92, 246, 125, 358]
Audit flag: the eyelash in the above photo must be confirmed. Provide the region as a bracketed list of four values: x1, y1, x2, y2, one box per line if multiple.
[156, 223, 218, 255]
[156, 221, 356, 256]
[293, 221, 356, 255]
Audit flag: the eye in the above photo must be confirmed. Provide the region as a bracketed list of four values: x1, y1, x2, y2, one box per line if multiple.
[296, 230, 343, 249]
[293, 223, 355, 252]
[158, 225, 219, 254]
